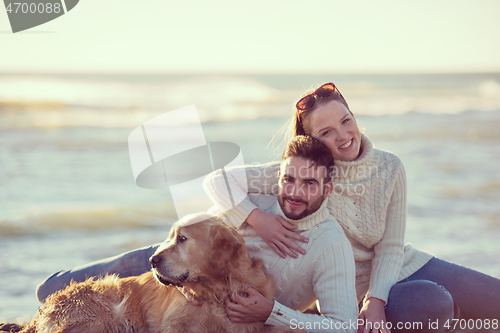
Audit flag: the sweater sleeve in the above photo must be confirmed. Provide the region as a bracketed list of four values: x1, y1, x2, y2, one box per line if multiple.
[365, 162, 407, 303]
[265, 239, 358, 333]
[202, 162, 280, 229]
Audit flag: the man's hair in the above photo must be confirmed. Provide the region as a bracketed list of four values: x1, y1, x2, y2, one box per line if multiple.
[281, 135, 334, 181]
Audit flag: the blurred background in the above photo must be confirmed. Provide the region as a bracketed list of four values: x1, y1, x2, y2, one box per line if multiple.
[1, 0, 500, 323]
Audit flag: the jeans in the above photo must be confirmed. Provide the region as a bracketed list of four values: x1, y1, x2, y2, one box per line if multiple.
[36, 243, 160, 303]
[37, 250, 500, 332]
[384, 258, 500, 333]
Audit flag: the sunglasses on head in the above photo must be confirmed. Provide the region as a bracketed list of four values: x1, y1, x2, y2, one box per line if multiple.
[296, 82, 337, 118]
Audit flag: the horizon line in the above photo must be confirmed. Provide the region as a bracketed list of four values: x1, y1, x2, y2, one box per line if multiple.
[1, 70, 500, 76]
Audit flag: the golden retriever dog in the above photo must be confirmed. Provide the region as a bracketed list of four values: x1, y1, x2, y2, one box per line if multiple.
[9, 214, 304, 333]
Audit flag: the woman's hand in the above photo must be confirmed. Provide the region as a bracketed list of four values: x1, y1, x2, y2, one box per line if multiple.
[247, 209, 308, 258]
[225, 287, 274, 323]
[358, 297, 391, 333]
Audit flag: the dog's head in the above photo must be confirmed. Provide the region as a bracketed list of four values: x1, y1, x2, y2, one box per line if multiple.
[150, 213, 250, 288]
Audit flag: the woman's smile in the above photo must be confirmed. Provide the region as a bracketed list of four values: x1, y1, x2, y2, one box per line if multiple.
[338, 139, 353, 150]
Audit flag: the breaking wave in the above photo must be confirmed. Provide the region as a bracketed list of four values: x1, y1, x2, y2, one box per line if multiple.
[1, 73, 500, 129]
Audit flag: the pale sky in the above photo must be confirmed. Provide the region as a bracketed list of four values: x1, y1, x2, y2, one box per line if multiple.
[1, 0, 499, 73]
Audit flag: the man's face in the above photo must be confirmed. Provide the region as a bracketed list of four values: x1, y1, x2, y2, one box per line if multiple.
[277, 156, 332, 220]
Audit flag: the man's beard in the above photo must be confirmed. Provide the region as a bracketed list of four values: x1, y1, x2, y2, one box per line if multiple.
[278, 195, 324, 220]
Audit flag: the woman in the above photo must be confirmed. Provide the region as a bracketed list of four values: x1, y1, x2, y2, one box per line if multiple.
[203, 83, 500, 333]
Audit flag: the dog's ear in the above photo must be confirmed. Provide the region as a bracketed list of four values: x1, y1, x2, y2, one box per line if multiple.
[208, 223, 248, 274]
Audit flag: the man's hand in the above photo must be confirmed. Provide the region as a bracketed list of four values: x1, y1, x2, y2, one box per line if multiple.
[247, 209, 308, 258]
[225, 287, 274, 323]
[358, 297, 391, 333]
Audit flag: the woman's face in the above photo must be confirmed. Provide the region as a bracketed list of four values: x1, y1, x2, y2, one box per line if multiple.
[304, 100, 361, 161]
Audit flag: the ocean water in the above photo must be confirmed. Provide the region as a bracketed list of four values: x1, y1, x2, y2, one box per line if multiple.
[1, 73, 500, 322]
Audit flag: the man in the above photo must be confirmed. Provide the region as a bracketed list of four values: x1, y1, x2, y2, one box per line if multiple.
[205, 135, 358, 332]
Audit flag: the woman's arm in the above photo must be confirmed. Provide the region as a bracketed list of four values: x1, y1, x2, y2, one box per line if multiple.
[357, 162, 406, 333]
[227, 239, 359, 333]
[203, 162, 281, 228]
[365, 162, 407, 303]
[204, 162, 308, 257]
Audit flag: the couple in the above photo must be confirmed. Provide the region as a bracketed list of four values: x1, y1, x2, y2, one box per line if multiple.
[37, 82, 500, 332]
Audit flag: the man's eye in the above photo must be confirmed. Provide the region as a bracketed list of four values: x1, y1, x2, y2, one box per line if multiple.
[177, 235, 187, 243]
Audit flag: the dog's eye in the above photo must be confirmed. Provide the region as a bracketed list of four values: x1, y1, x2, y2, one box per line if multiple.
[177, 235, 187, 243]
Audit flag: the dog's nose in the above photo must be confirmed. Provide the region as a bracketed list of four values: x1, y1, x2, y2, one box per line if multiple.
[149, 255, 162, 268]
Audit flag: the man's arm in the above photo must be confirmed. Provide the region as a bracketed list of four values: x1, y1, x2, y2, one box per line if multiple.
[266, 238, 358, 333]
[226, 236, 358, 333]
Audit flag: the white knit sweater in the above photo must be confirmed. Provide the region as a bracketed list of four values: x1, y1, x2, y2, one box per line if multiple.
[203, 134, 434, 304]
[212, 194, 358, 332]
